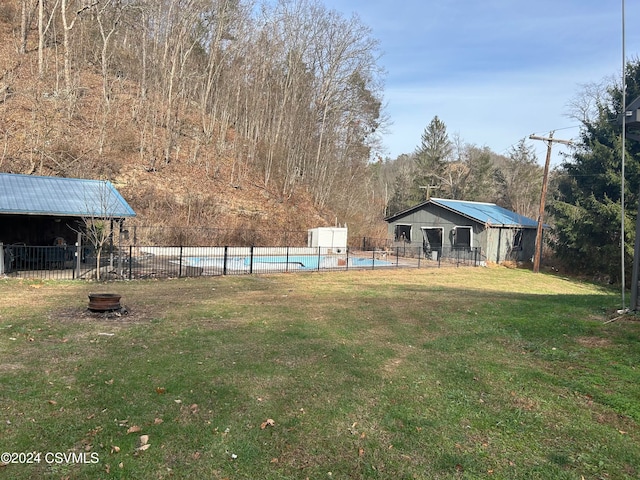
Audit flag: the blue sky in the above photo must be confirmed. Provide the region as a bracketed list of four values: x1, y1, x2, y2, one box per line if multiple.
[321, 0, 640, 164]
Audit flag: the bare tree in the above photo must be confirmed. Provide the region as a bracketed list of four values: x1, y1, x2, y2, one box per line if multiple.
[20, 0, 32, 54]
[79, 182, 122, 280]
[566, 79, 611, 124]
[60, 0, 95, 94]
[494, 139, 542, 218]
[37, 0, 59, 78]
[3, 0, 390, 237]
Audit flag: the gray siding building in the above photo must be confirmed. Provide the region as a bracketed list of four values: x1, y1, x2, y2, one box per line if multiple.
[385, 198, 540, 265]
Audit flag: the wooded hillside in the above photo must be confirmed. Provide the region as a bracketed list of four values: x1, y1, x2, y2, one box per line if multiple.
[0, 0, 388, 244]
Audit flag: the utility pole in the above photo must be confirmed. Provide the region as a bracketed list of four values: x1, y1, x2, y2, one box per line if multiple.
[529, 132, 572, 273]
[418, 185, 439, 200]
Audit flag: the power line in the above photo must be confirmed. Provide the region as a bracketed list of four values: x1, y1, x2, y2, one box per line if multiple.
[530, 124, 581, 136]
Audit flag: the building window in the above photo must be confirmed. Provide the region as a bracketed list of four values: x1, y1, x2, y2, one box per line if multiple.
[453, 226, 472, 248]
[513, 229, 523, 250]
[394, 224, 411, 242]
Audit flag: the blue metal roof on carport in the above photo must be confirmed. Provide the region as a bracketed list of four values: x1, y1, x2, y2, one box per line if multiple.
[0, 173, 136, 218]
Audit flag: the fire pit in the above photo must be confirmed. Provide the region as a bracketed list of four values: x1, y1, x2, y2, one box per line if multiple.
[88, 293, 122, 312]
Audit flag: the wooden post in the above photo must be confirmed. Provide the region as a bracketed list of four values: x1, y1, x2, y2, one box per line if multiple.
[529, 132, 572, 273]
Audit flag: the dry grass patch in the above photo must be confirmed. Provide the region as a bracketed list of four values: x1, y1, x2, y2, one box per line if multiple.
[575, 336, 613, 348]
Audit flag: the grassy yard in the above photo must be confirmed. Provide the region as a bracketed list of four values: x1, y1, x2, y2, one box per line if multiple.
[0, 267, 638, 479]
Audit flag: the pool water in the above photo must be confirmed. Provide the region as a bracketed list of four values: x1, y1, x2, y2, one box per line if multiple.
[182, 255, 392, 270]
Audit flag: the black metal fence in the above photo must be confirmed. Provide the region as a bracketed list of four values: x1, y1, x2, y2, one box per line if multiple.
[1, 243, 482, 281]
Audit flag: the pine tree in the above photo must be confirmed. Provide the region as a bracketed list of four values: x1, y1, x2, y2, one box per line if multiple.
[549, 60, 640, 281]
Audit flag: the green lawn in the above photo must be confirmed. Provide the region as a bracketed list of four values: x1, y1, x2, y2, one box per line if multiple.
[0, 268, 638, 479]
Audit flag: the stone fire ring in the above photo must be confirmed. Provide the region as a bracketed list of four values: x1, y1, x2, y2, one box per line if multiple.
[88, 293, 122, 312]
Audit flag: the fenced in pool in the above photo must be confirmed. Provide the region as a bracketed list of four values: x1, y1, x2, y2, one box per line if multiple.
[1, 244, 482, 280]
[131, 246, 399, 277]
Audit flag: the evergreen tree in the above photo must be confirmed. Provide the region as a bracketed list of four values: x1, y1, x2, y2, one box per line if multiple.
[411, 116, 452, 201]
[415, 116, 452, 173]
[549, 60, 640, 281]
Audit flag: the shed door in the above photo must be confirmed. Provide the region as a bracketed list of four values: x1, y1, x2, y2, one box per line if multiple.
[421, 227, 443, 253]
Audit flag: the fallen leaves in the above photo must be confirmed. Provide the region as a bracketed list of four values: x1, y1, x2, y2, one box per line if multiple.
[260, 418, 275, 429]
[137, 435, 150, 451]
[126, 425, 141, 434]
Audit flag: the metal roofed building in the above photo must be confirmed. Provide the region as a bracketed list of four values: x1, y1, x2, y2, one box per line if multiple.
[0, 173, 135, 246]
[384, 198, 540, 265]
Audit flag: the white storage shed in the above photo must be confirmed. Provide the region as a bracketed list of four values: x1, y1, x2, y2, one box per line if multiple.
[307, 227, 348, 252]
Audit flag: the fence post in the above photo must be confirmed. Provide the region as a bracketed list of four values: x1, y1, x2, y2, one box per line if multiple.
[249, 246, 254, 274]
[346, 246, 350, 270]
[129, 245, 133, 280]
[286, 246, 289, 273]
[0, 242, 4, 276]
[179, 245, 183, 278]
[117, 221, 123, 278]
[417, 246, 421, 269]
[76, 231, 82, 279]
[317, 247, 321, 271]
[372, 248, 376, 270]
[223, 246, 228, 276]
[396, 247, 399, 267]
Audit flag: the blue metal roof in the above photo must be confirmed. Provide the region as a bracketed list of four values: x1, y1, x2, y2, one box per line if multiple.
[0, 173, 136, 218]
[430, 198, 537, 227]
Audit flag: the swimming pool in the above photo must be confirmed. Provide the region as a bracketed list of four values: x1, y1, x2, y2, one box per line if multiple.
[180, 254, 392, 271]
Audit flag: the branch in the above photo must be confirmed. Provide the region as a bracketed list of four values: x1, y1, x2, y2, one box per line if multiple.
[64, 0, 99, 31]
[77, 1, 99, 16]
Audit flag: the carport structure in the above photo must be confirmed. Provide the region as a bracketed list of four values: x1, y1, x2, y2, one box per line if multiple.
[0, 173, 135, 275]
